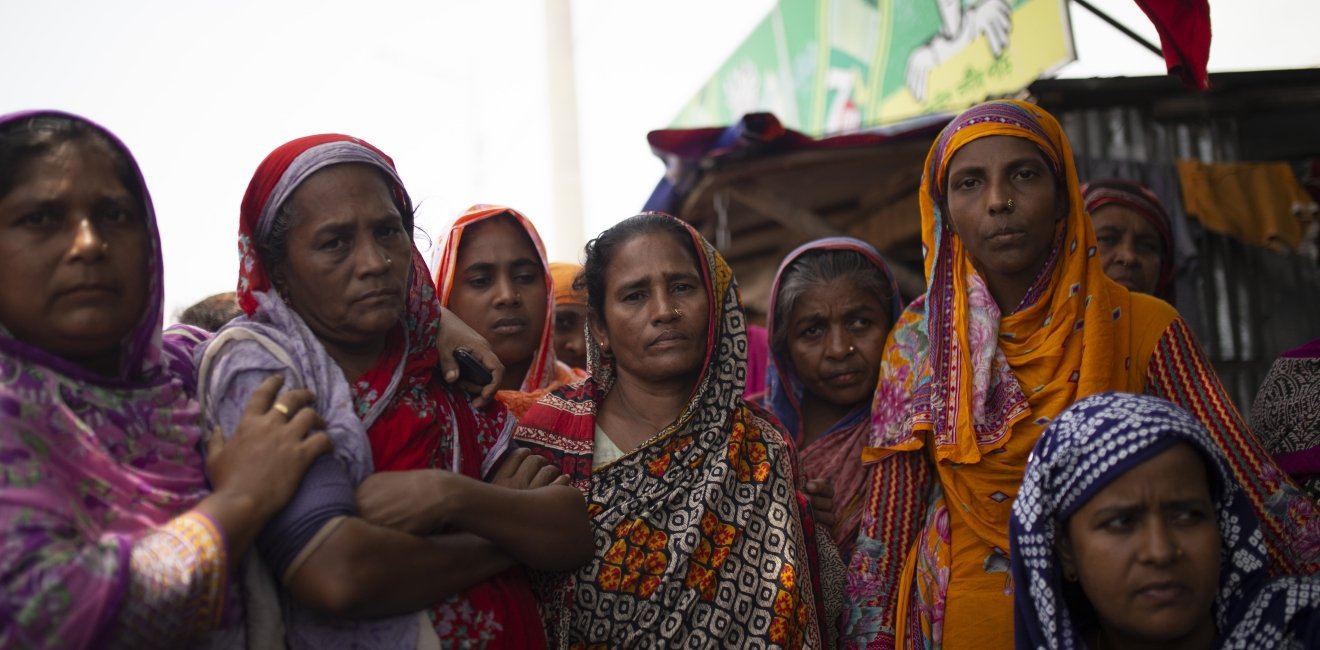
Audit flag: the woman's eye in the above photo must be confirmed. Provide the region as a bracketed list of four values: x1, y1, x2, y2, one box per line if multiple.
[798, 326, 823, 340]
[514, 273, 538, 285]
[848, 317, 873, 331]
[19, 211, 58, 228]
[1016, 168, 1038, 181]
[1172, 508, 1209, 525]
[622, 291, 644, 303]
[467, 276, 491, 289]
[672, 282, 693, 294]
[100, 207, 136, 225]
[1096, 234, 1118, 246]
[954, 177, 980, 190]
[1102, 515, 1133, 531]
[320, 238, 345, 252]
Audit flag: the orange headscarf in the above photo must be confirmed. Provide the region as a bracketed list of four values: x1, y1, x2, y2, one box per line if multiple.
[910, 99, 1147, 470]
[434, 205, 583, 416]
[548, 262, 586, 307]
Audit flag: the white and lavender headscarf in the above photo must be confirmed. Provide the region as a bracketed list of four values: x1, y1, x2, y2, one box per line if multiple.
[1010, 392, 1320, 649]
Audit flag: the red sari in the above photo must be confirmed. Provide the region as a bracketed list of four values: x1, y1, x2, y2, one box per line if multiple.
[238, 134, 547, 648]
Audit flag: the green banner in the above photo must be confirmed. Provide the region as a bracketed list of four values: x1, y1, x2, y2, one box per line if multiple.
[673, 0, 1075, 134]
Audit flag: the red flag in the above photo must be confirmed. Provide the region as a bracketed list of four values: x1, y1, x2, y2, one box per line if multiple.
[1134, 0, 1212, 90]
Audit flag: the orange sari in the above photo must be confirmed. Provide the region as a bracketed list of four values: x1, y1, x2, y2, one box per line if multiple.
[843, 100, 1320, 649]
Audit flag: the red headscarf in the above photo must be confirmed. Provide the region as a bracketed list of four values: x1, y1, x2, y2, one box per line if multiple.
[1082, 177, 1178, 302]
[236, 135, 546, 647]
[236, 134, 498, 476]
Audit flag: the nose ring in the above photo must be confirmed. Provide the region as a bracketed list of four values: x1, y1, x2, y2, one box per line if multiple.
[1005, 198, 1015, 210]
[848, 345, 856, 353]
[673, 308, 684, 318]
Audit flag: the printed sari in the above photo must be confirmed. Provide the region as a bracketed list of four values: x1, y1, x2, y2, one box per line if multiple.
[762, 237, 903, 560]
[842, 100, 1320, 649]
[434, 205, 585, 418]
[514, 214, 831, 647]
[201, 135, 543, 649]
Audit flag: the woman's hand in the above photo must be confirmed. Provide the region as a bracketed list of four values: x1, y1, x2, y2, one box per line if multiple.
[804, 479, 837, 528]
[490, 448, 570, 490]
[205, 374, 333, 520]
[435, 306, 504, 408]
[356, 470, 461, 536]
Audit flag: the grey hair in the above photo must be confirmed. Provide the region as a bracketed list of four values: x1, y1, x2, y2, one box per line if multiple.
[771, 249, 893, 352]
[255, 164, 414, 286]
[256, 200, 299, 282]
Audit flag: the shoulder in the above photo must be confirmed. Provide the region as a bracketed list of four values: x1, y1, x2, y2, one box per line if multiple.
[518, 379, 598, 434]
[1125, 291, 1180, 336]
[741, 401, 795, 451]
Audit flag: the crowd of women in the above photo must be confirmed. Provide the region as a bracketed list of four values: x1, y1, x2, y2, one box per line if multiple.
[1, 99, 1317, 649]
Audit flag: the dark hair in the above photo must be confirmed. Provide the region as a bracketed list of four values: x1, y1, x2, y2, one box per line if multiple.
[257, 163, 414, 279]
[771, 249, 894, 351]
[578, 213, 697, 325]
[0, 114, 144, 212]
[178, 291, 243, 332]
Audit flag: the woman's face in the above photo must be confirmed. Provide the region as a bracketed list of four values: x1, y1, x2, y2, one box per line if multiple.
[592, 231, 709, 388]
[446, 217, 548, 374]
[784, 275, 890, 409]
[945, 136, 1062, 298]
[275, 164, 412, 351]
[552, 303, 588, 369]
[0, 138, 148, 374]
[1092, 205, 1163, 295]
[1059, 443, 1220, 646]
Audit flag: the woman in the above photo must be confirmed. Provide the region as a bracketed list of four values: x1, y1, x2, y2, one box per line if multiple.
[548, 261, 588, 371]
[1250, 337, 1320, 503]
[0, 111, 330, 648]
[1081, 178, 1176, 301]
[762, 237, 903, 559]
[1011, 392, 1320, 649]
[842, 100, 1320, 649]
[435, 205, 586, 417]
[514, 213, 834, 647]
[199, 135, 591, 648]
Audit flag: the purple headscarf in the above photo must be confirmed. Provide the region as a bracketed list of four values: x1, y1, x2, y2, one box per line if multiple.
[0, 110, 213, 646]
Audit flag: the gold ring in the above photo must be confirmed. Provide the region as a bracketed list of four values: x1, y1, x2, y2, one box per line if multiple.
[272, 402, 291, 418]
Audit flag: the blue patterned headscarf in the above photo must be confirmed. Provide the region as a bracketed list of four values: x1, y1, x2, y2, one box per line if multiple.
[1010, 392, 1320, 649]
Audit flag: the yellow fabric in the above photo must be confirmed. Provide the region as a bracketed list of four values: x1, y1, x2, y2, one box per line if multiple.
[1178, 159, 1318, 249]
[888, 100, 1180, 648]
[549, 262, 586, 306]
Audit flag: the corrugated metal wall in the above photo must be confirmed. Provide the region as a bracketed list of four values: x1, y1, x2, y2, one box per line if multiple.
[1053, 106, 1320, 414]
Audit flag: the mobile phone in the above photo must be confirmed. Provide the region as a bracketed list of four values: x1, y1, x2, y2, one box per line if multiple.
[453, 349, 493, 386]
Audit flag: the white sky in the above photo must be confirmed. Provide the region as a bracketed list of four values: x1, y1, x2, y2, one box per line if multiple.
[2, 0, 1317, 321]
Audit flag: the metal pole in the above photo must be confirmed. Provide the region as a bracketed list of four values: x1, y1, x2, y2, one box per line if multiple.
[1072, 0, 1164, 58]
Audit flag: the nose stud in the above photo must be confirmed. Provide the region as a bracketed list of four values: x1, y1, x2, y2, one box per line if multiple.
[673, 308, 684, 318]
[1006, 198, 1015, 210]
[848, 345, 856, 353]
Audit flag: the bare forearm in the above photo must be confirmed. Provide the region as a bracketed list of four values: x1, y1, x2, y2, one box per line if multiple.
[286, 518, 516, 618]
[449, 483, 593, 571]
